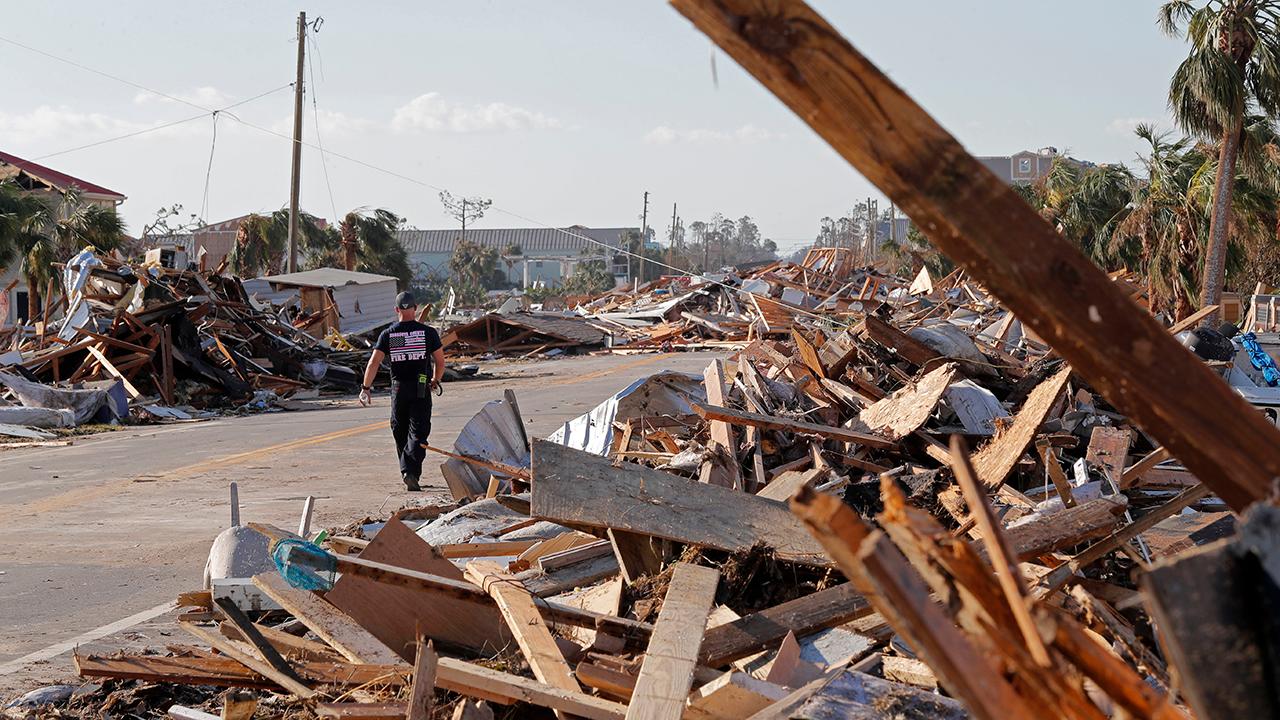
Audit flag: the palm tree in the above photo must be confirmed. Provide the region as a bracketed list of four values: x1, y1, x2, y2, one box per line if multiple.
[1113, 123, 1280, 319]
[1160, 0, 1280, 323]
[228, 209, 331, 278]
[1039, 158, 1135, 266]
[326, 208, 412, 290]
[0, 181, 126, 320]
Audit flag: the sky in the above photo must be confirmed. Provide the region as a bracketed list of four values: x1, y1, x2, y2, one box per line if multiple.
[0, 1, 1190, 254]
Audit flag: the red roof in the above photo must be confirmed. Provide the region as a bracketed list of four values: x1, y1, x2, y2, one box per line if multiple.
[0, 150, 126, 201]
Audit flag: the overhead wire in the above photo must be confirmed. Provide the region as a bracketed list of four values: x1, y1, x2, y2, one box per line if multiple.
[200, 112, 219, 223]
[30, 83, 293, 162]
[0, 33, 855, 328]
[306, 36, 341, 223]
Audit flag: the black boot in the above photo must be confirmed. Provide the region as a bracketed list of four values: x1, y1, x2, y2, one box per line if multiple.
[403, 474, 421, 491]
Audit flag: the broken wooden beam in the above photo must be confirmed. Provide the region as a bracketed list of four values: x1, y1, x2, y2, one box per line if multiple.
[531, 439, 832, 567]
[691, 404, 895, 449]
[625, 563, 720, 720]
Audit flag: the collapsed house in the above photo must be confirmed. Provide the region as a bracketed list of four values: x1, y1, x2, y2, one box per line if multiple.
[0, 249, 375, 435]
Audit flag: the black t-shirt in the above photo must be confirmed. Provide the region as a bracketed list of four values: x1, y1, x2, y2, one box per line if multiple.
[375, 321, 443, 383]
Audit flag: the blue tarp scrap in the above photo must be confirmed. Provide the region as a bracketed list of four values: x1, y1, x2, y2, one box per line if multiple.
[1241, 332, 1280, 387]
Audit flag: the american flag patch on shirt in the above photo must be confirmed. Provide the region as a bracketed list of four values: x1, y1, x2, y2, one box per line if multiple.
[389, 330, 428, 362]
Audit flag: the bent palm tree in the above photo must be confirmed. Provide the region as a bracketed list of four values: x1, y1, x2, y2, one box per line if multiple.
[228, 209, 331, 278]
[1160, 0, 1280, 323]
[330, 208, 411, 290]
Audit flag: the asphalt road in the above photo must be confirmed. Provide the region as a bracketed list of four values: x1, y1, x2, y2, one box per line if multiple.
[0, 351, 722, 695]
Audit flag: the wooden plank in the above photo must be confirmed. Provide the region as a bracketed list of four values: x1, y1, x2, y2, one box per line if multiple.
[668, 0, 1280, 512]
[78, 652, 625, 720]
[755, 467, 823, 502]
[218, 620, 340, 662]
[700, 359, 743, 489]
[75, 652, 398, 691]
[537, 539, 613, 573]
[691, 404, 895, 449]
[1120, 446, 1171, 489]
[860, 315, 941, 367]
[626, 563, 721, 720]
[790, 487, 1037, 720]
[423, 444, 531, 480]
[464, 561, 581, 702]
[212, 596, 313, 689]
[86, 345, 142, 398]
[252, 572, 405, 665]
[1002, 496, 1128, 562]
[316, 704, 406, 719]
[178, 621, 316, 698]
[857, 363, 956, 440]
[519, 552, 621, 596]
[408, 639, 437, 720]
[971, 367, 1071, 489]
[576, 661, 638, 701]
[1085, 426, 1132, 486]
[325, 519, 510, 658]
[949, 436, 1051, 666]
[1167, 304, 1219, 334]
[685, 672, 789, 720]
[609, 528, 665, 585]
[533, 439, 831, 567]
[699, 583, 871, 666]
[438, 540, 540, 559]
[1036, 441, 1077, 508]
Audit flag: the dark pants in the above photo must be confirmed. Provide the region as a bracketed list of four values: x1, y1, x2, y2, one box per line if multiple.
[390, 380, 432, 479]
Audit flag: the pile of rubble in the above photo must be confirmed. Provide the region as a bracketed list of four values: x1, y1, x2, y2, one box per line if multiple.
[0, 248, 374, 438]
[44, 254, 1268, 719]
[438, 247, 901, 358]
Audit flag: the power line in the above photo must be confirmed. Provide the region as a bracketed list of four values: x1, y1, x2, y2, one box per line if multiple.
[0, 33, 216, 114]
[0, 34, 855, 328]
[200, 112, 220, 223]
[30, 83, 293, 162]
[307, 41, 340, 224]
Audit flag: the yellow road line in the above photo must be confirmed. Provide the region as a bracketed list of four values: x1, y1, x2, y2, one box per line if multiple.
[547, 353, 677, 385]
[164, 420, 386, 477]
[16, 420, 388, 515]
[13, 354, 687, 515]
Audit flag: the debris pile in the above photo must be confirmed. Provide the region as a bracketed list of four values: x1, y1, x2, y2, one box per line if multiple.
[438, 248, 905, 359]
[50, 258, 1255, 720]
[0, 248, 373, 434]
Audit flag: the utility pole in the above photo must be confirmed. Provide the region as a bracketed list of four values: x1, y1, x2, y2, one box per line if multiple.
[702, 225, 709, 274]
[667, 202, 678, 270]
[461, 198, 467, 241]
[637, 191, 649, 290]
[286, 11, 306, 274]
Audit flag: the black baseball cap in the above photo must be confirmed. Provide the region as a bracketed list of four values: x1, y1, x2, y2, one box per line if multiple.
[396, 291, 417, 309]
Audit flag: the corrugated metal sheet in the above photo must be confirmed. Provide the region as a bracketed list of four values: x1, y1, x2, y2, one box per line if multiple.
[260, 268, 398, 287]
[331, 281, 397, 335]
[397, 226, 636, 254]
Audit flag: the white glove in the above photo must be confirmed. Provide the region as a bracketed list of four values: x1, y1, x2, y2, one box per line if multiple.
[358, 388, 371, 406]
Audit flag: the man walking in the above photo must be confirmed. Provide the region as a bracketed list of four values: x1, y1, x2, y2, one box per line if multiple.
[359, 291, 445, 491]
